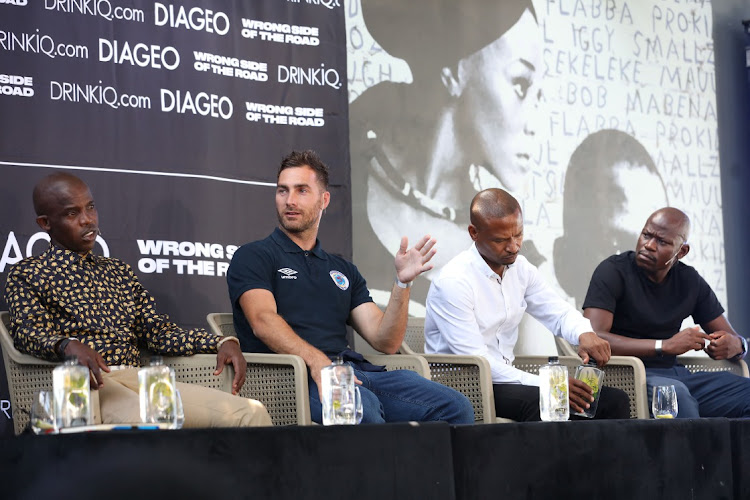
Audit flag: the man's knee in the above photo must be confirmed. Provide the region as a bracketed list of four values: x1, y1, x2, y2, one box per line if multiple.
[600, 386, 631, 419]
[445, 391, 475, 424]
[360, 388, 386, 424]
[236, 399, 273, 427]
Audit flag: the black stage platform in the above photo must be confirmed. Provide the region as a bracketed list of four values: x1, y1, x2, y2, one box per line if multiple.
[2, 419, 748, 499]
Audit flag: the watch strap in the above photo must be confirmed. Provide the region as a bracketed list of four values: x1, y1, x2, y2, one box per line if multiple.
[395, 278, 412, 289]
[733, 336, 748, 361]
[56, 338, 76, 359]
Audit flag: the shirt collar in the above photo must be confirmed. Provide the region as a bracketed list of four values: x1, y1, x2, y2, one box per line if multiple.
[271, 227, 326, 259]
[469, 243, 506, 281]
[43, 243, 99, 266]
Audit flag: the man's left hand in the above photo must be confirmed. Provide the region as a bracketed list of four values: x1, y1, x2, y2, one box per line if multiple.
[577, 332, 611, 367]
[705, 331, 742, 360]
[215, 340, 247, 395]
[394, 235, 437, 284]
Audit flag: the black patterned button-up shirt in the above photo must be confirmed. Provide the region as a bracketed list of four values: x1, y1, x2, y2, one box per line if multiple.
[4, 244, 221, 366]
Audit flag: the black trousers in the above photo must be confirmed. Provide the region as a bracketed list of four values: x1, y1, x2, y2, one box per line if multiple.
[493, 383, 631, 421]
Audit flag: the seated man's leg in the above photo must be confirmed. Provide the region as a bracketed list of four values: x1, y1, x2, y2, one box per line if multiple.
[682, 371, 750, 418]
[308, 374, 386, 424]
[356, 368, 475, 424]
[175, 381, 271, 427]
[493, 383, 540, 421]
[494, 384, 630, 421]
[99, 368, 272, 427]
[645, 368, 699, 418]
[584, 386, 631, 419]
[98, 369, 142, 423]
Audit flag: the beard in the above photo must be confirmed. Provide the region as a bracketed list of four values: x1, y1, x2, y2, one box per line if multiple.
[277, 209, 318, 234]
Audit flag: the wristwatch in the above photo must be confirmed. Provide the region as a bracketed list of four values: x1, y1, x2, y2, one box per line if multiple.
[732, 336, 748, 361]
[395, 277, 412, 289]
[654, 339, 663, 357]
[56, 338, 76, 359]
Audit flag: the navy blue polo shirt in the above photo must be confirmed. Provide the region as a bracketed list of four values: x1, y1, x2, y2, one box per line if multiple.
[227, 228, 374, 355]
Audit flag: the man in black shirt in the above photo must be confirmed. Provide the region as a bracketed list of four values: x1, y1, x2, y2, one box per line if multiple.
[227, 150, 474, 424]
[583, 207, 750, 417]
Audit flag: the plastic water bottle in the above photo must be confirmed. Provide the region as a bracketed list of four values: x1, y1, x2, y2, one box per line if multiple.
[138, 356, 178, 427]
[539, 356, 569, 421]
[320, 357, 357, 425]
[52, 356, 91, 429]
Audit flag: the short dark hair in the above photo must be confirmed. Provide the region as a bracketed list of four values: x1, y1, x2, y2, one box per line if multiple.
[277, 150, 329, 189]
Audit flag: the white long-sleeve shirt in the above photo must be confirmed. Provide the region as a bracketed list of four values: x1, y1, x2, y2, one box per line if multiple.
[424, 244, 592, 386]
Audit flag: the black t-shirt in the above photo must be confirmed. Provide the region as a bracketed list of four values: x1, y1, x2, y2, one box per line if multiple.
[226, 228, 373, 355]
[583, 251, 724, 368]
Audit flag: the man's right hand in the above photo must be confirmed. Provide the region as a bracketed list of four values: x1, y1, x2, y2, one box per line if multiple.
[577, 332, 611, 367]
[62, 340, 110, 389]
[663, 326, 710, 356]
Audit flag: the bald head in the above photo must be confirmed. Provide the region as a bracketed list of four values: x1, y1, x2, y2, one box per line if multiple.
[470, 188, 521, 229]
[33, 172, 90, 217]
[647, 207, 690, 243]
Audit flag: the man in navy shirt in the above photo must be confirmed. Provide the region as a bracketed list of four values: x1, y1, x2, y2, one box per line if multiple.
[227, 150, 474, 424]
[583, 207, 750, 417]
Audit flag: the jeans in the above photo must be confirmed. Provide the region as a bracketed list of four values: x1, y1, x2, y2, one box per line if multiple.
[308, 362, 475, 424]
[646, 365, 750, 418]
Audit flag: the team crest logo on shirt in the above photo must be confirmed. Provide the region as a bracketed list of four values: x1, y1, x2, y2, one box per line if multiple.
[329, 270, 349, 290]
[278, 268, 298, 279]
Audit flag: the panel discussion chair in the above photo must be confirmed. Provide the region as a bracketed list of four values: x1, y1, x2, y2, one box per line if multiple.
[0, 310, 305, 434]
[403, 317, 650, 420]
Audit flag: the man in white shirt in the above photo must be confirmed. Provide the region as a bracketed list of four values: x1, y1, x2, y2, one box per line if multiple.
[425, 188, 630, 420]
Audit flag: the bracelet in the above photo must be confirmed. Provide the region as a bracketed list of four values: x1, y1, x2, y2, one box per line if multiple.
[217, 336, 240, 349]
[395, 278, 412, 289]
[654, 339, 663, 357]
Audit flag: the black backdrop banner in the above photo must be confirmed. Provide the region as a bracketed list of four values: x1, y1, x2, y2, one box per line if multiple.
[0, 0, 350, 437]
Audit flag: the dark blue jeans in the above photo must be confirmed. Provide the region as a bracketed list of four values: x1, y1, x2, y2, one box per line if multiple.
[308, 362, 475, 424]
[646, 365, 750, 418]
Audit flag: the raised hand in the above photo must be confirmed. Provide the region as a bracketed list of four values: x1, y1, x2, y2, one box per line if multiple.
[394, 235, 437, 285]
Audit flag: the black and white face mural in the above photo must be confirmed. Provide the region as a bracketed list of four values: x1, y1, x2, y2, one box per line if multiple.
[347, 0, 725, 333]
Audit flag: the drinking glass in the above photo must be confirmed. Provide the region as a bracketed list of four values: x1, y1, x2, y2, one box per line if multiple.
[354, 386, 363, 424]
[652, 385, 678, 419]
[573, 363, 604, 418]
[173, 389, 185, 429]
[30, 390, 56, 434]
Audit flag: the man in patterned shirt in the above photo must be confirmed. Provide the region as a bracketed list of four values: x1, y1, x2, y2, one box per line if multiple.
[5, 173, 271, 427]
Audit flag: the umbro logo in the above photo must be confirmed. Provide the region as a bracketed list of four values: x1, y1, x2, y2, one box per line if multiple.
[278, 268, 298, 279]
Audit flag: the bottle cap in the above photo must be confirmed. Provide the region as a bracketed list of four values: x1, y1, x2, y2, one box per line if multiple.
[149, 355, 164, 366]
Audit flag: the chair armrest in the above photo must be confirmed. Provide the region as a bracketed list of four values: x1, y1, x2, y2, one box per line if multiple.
[399, 340, 417, 355]
[163, 354, 231, 392]
[602, 356, 648, 419]
[420, 353, 495, 424]
[679, 356, 749, 378]
[241, 353, 311, 426]
[554, 337, 582, 358]
[364, 353, 431, 379]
